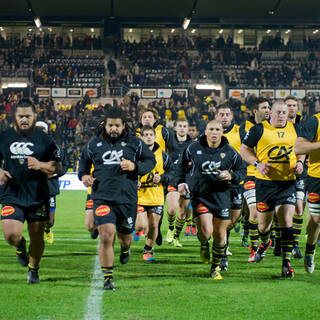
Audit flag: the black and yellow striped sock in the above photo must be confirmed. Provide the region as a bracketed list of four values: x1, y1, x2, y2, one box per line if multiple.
[185, 217, 192, 227]
[249, 219, 259, 251]
[174, 217, 186, 239]
[241, 207, 249, 237]
[168, 214, 175, 231]
[305, 243, 316, 257]
[101, 266, 113, 281]
[259, 230, 271, 247]
[211, 243, 226, 270]
[28, 263, 39, 273]
[292, 215, 303, 246]
[280, 227, 294, 265]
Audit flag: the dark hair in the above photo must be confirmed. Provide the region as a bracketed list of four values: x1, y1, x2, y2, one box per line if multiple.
[104, 107, 126, 124]
[251, 97, 269, 111]
[14, 98, 36, 114]
[284, 95, 298, 103]
[141, 125, 155, 135]
[175, 118, 189, 126]
[216, 103, 233, 114]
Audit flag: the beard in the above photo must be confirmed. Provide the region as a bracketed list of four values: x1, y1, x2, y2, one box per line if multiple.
[14, 119, 36, 136]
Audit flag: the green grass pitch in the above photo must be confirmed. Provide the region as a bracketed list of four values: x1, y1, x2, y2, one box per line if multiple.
[0, 191, 319, 320]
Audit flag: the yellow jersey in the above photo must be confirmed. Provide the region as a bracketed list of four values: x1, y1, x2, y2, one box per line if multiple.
[224, 123, 241, 153]
[136, 123, 168, 152]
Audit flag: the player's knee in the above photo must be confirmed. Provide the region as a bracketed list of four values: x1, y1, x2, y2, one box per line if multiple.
[199, 226, 212, 240]
[99, 229, 114, 245]
[4, 233, 21, 246]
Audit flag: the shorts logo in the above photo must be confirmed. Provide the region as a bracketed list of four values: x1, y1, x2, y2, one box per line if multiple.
[196, 204, 209, 214]
[308, 193, 320, 203]
[244, 181, 255, 190]
[257, 202, 269, 212]
[168, 185, 177, 192]
[86, 199, 93, 209]
[95, 205, 111, 216]
[137, 205, 144, 214]
[1, 206, 15, 216]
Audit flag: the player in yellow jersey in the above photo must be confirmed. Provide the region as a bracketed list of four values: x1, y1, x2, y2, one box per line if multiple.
[215, 104, 242, 270]
[239, 97, 271, 261]
[295, 112, 320, 273]
[241, 101, 304, 278]
[136, 107, 172, 245]
[135, 125, 173, 261]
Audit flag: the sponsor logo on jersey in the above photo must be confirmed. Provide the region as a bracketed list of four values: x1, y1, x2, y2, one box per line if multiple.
[257, 202, 269, 212]
[201, 161, 221, 175]
[102, 150, 123, 165]
[308, 193, 320, 203]
[267, 146, 293, 163]
[10, 142, 34, 160]
[244, 181, 256, 190]
[95, 205, 111, 216]
[1, 206, 15, 216]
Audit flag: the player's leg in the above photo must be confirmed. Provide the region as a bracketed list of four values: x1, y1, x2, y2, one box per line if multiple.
[211, 216, 230, 280]
[184, 204, 192, 236]
[173, 198, 189, 247]
[292, 199, 305, 259]
[196, 211, 213, 264]
[143, 209, 161, 261]
[305, 213, 320, 273]
[27, 221, 47, 283]
[44, 196, 55, 244]
[166, 190, 179, 243]
[134, 206, 148, 241]
[85, 195, 98, 239]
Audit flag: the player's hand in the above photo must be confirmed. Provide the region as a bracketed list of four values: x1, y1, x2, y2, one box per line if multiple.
[218, 170, 232, 181]
[153, 173, 161, 184]
[120, 158, 135, 171]
[81, 175, 95, 187]
[137, 181, 141, 189]
[178, 183, 187, 194]
[293, 162, 304, 175]
[0, 169, 12, 186]
[257, 162, 271, 176]
[27, 156, 41, 170]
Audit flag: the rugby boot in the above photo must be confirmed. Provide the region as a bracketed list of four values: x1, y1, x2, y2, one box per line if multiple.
[281, 262, 294, 279]
[210, 266, 223, 280]
[103, 278, 116, 291]
[255, 240, 272, 263]
[16, 237, 28, 267]
[120, 247, 131, 264]
[304, 255, 315, 274]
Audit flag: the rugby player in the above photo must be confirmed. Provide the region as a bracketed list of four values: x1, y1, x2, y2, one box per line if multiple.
[177, 120, 246, 280]
[165, 118, 193, 247]
[239, 97, 271, 261]
[295, 112, 320, 273]
[135, 125, 173, 261]
[285, 96, 305, 259]
[0, 99, 62, 284]
[78, 107, 155, 290]
[216, 104, 243, 270]
[35, 121, 68, 244]
[241, 101, 304, 278]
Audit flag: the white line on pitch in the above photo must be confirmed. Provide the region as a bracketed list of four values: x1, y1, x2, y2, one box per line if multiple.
[84, 243, 103, 320]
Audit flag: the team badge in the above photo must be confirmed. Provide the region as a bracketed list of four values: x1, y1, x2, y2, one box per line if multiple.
[95, 205, 111, 216]
[1, 206, 15, 216]
[121, 142, 127, 146]
[220, 153, 225, 159]
[19, 159, 25, 165]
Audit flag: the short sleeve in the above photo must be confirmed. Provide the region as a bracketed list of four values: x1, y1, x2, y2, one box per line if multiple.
[242, 124, 264, 148]
[298, 116, 319, 142]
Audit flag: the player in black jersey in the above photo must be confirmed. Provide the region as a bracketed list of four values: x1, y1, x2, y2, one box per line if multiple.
[177, 120, 246, 280]
[0, 99, 61, 284]
[35, 121, 69, 244]
[165, 118, 194, 247]
[78, 107, 155, 290]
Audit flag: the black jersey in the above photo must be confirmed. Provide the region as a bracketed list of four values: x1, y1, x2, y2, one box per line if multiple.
[48, 148, 69, 196]
[167, 133, 193, 165]
[176, 135, 246, 210]
[0, 127, 61, 207]
[78, 132, 156, 204]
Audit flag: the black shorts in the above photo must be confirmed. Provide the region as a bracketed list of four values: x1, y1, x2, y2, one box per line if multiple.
[191, 201, 231, 220]
[49, 196, 56, 212]
[306, 176, 320, 216]
[1, 203, 49, 223]
[85, 194, 93, 211]
[255, 179, 296, 212]
[242, 176, 256, 207]
[295, 176, 306, 201]
[230, 185, 243, 210]
[137, 205, 163, 216]
[93, 201, 137, 234]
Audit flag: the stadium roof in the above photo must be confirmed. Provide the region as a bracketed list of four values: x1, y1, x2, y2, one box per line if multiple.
[0, 0, 320, 25]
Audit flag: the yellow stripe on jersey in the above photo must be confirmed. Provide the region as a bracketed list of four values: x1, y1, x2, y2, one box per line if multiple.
[308, 113, 320, 178]
[224, 124, 241, 153]
[244, 120, 258, 177]
[256, 121, 297, 181]
[138, 147, 165, 206]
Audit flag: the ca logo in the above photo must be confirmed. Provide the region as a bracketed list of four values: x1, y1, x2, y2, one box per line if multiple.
[10, 142, 34, 156]
[267, 146, 293, 163]
[201, 160, 221, 175]
[102, 150, 123, 164]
